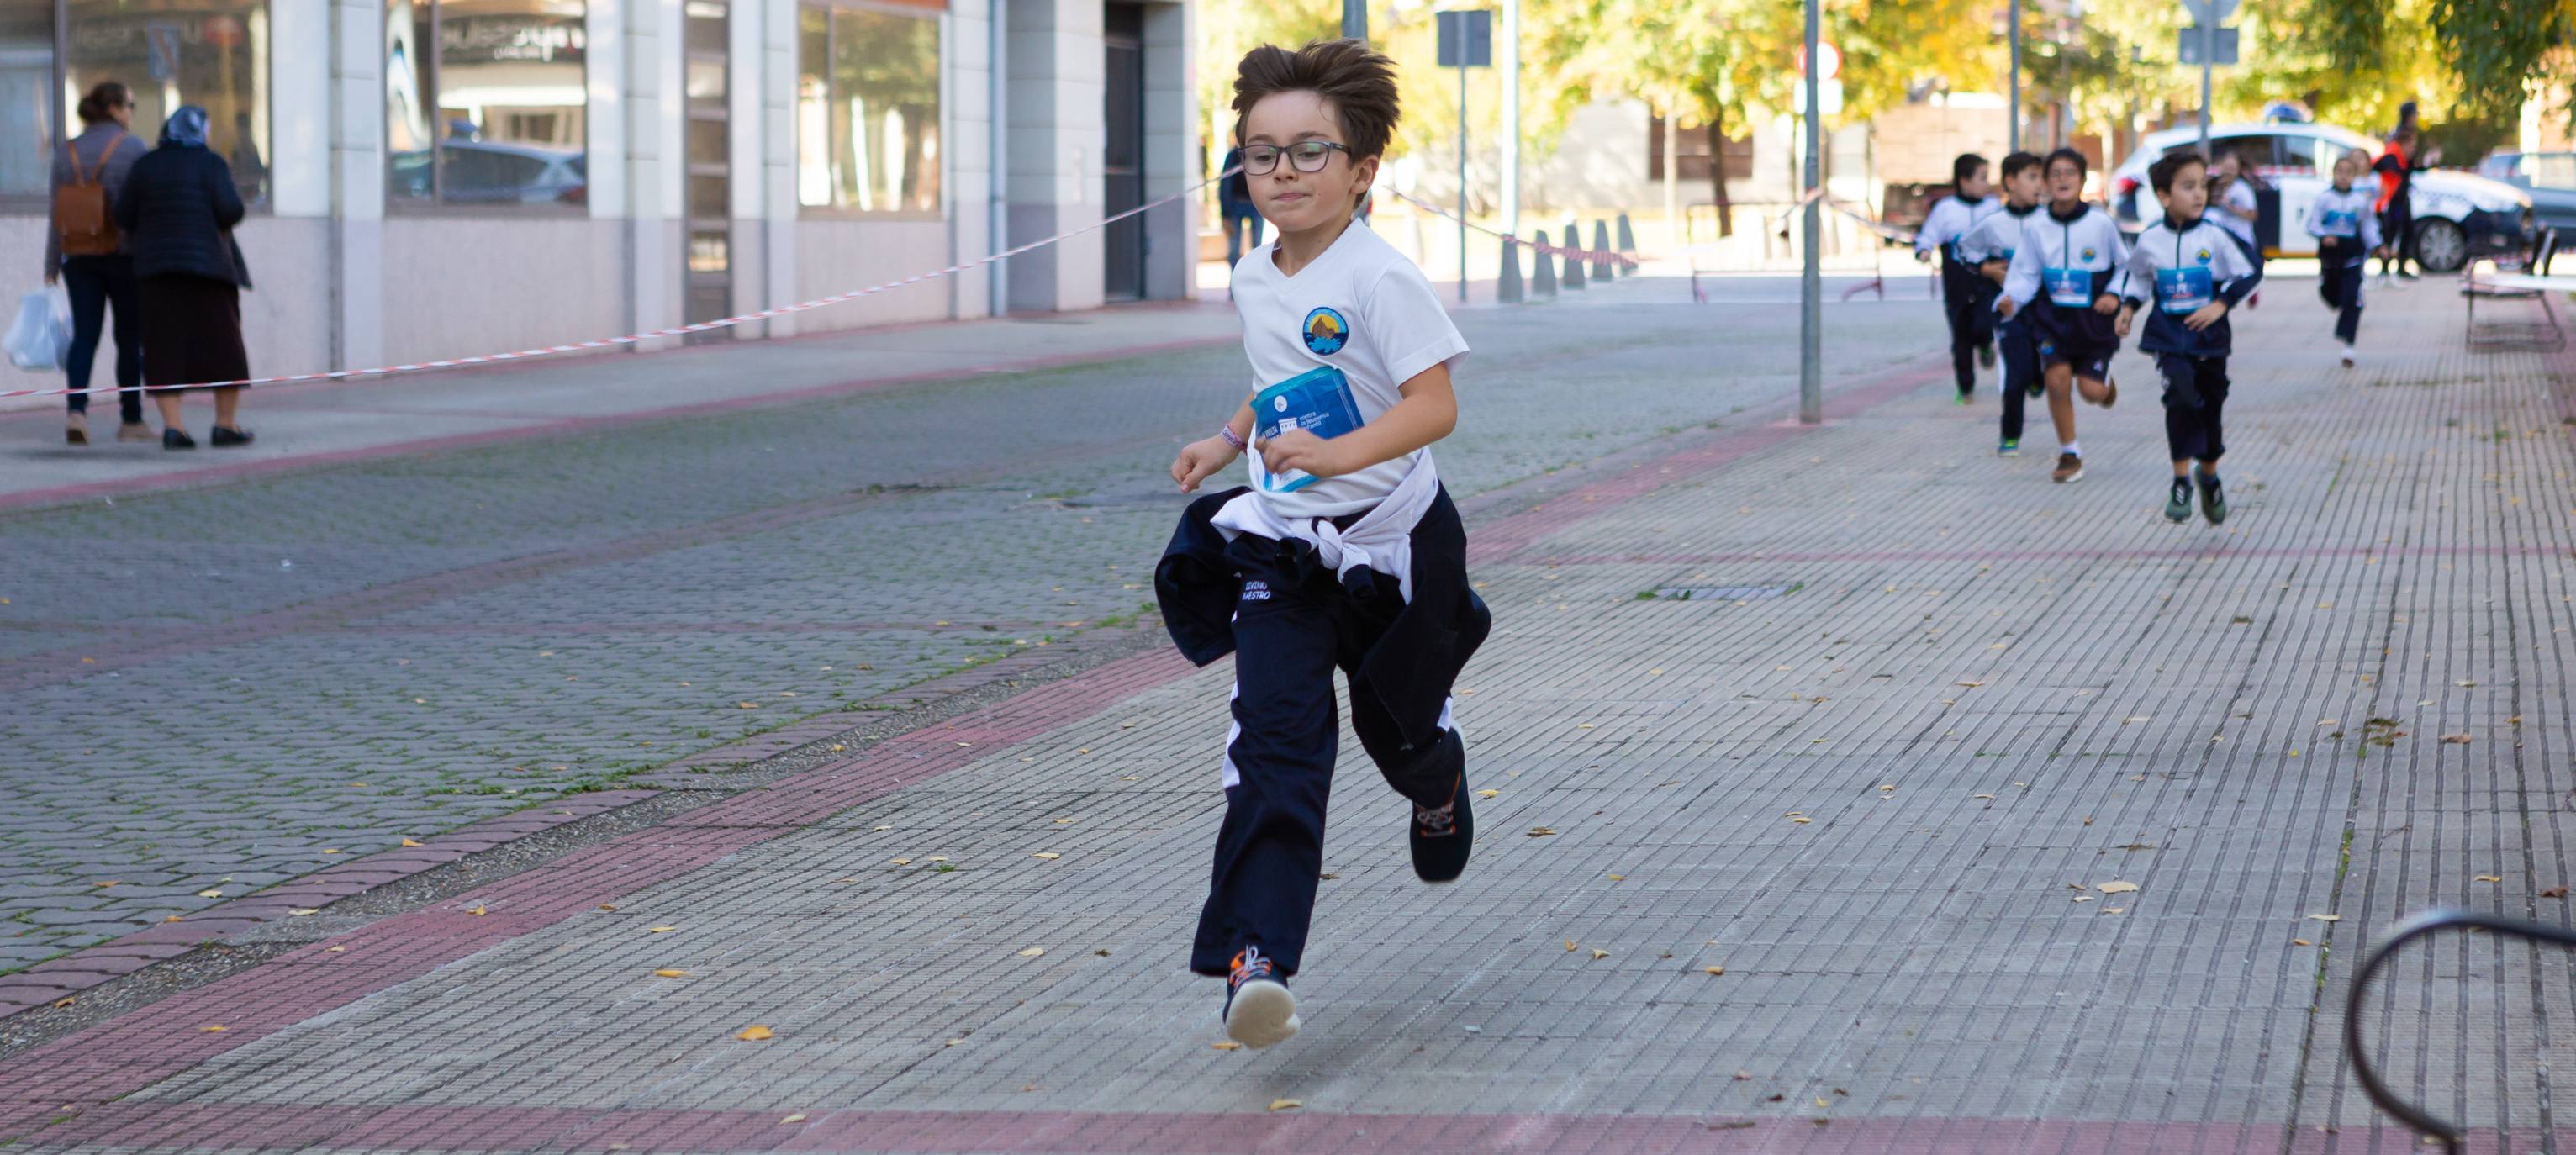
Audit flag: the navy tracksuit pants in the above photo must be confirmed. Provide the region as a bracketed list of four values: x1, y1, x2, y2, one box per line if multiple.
[2157, 353, 2230, 464]
[1191, 533, 1465, 978]
[1940, 259, 1995, 395]
[2319, 256, 2366, 344]
[1996, 314, 2042, 442]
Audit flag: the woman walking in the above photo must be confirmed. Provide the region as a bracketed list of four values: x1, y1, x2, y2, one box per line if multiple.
[114, 106, 254, 450]
[45, 82, 150, 446]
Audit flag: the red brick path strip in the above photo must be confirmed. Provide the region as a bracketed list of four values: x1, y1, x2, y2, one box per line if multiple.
[0, 790, 653, 1020]
[0, 1098, 2540, 1152]
[0, 353, 1949, 1143]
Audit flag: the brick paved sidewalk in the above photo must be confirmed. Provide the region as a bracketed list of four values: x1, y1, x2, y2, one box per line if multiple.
[3, 272, 2572, 1153]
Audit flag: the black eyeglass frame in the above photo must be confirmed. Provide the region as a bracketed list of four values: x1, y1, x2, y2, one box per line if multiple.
[1240, 141, 1354, 176]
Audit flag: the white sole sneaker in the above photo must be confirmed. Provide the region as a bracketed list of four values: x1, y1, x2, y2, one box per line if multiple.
[2340, 347, 2356, 367]
[1223, 979, 1300, 1049]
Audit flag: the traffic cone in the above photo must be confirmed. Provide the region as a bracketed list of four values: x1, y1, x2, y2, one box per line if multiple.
[1532, 242, 1558, 297]
[1615, 214, 1638, 269]
[1498, 237, 1524, 303]
[1591, 221, 1615, 280]
[1561, 225, 1587, 290]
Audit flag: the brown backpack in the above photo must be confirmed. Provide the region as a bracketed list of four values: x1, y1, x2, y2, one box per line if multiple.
[55, 130, 125, 257]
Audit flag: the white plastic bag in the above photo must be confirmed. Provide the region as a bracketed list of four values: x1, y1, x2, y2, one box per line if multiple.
[5, 288, 71, 372]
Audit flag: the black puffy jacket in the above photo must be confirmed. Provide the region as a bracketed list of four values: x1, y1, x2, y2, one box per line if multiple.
[114, 145, 248, 287]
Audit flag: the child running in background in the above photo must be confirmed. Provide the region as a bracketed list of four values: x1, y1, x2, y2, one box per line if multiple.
[1157, 38, 1491, 1052]
[1914, 153, 2003, 403]
[1960, 150, 2045, 456]
[1998, 148, 2127, 484]
[2309, 150, 2385, 367]
[2206, 149, 2262, 309]
[2116, 150, 2262, 525]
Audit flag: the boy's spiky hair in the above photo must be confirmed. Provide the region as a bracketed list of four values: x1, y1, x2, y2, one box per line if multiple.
[1232, 39, 1401, 161]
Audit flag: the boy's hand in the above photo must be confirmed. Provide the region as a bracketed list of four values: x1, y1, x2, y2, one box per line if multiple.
[2093, 293, 2120, 316]
[1258, 428, 1351, 481]
[2114, 305, 2135, 338]
[1170, 435, 1239, 493]
[1996, 296, 2019, 319]
[1914, 249, 1934, 265]
[2183, 301, 2228, 331]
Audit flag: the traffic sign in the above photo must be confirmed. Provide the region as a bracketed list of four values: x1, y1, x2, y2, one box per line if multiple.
[1436, 10, 1492, 68]
[2178, 0, 2241, 23]
[2178, 25, 2239, 66]
[1793, 41, 1842, 80]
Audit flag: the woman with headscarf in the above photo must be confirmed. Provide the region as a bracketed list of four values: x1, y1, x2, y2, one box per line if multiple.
[114, 106, 254, 450]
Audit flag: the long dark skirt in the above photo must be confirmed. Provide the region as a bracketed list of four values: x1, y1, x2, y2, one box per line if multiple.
[137, 274, 250, 393]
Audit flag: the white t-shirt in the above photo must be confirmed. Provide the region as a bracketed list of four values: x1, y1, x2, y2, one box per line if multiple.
[1229, 218, 1470, 519]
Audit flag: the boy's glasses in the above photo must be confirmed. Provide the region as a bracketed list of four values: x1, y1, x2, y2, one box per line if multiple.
[1241, 141, 1352, 175]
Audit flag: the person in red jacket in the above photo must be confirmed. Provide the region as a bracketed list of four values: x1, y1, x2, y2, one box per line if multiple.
[2372, 118, 2440, 281]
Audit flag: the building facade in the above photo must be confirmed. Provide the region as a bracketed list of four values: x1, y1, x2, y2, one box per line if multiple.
[4, 0, 1196, 389]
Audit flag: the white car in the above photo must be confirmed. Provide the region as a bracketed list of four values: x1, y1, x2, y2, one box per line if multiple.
[2109, 122, 2535, 272]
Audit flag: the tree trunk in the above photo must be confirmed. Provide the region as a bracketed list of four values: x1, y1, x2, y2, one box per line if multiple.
[1708, 112, 1734, 238]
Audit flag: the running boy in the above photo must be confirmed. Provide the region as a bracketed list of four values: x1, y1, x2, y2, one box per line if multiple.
[2310, 150, 2385, 367]
[1155, 39, 1491, 1051]
[1915, 153, 2003, 403]
[1998, 148, 2126, 484]
[1959, 150, 2045, 456]
[2207, 149, 2262, 308]
[2116, 151, 2262, 525]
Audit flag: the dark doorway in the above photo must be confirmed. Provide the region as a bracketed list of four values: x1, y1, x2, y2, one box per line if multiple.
[1101, 2, 1146, 300]
[683, 0, 733, 341]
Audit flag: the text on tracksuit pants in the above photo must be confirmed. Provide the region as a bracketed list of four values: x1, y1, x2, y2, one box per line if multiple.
[2158, 353, 2230, 464]
[1192, 535, 1465, 978]
[2320, 258, 2366, 344]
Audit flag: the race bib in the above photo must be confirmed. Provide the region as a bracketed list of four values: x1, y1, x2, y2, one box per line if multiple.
[2156, 266, 2214, 314]
[2318, 208, 2360, 236]
[2044, 266, 2093, 308]
[1253, 365, 1365, 493]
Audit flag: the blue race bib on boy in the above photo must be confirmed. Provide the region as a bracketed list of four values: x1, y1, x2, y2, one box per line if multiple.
[2156, 265, 2214, 314]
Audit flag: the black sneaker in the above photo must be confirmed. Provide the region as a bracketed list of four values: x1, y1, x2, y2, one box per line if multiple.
[162, 429, 197, 451]
[1222, 946, 1298, 1049]
[1410, 774, 1474, 884]
[2163, 478, 2193, 523]
[209, 425, 254, 448]
[1977, 344, 1996, 370]
[2198, 474, 2229, 525]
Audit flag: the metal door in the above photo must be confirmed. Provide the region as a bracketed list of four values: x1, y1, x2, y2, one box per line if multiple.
[684, 0, 732, 340]
[1101, 3, 1146, 300]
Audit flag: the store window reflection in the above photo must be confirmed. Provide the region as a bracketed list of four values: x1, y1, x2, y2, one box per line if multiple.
[1, 3, 48, 200]
[48, 0, 272, 205]
[795, 1, 940, 214]
[387, 0, 587, 207]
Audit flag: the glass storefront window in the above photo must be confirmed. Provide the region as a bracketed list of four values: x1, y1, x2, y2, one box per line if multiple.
[388, 0, 586, 208]
[795, 1, 940, 214]
[41, 0, 272, 206]
[1, 3, 50, 201]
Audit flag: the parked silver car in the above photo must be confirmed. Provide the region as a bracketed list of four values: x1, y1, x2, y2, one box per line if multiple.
[2476, 151, 2576, 242]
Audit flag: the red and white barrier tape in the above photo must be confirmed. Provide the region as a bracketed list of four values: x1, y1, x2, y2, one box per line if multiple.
[8, 171, 1236, 401]
[1389, 191, 1642, 269]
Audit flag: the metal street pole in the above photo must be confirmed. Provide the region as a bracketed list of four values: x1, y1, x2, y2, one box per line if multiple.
[2008, 0, 2021, 154]
[1502, 0, 1519, 239]
[1799, 0, 1822, 425]
[1343, 0, 1365, 41]
[1458, 56, 1469, 303]
[2197, 24, 2213, 156]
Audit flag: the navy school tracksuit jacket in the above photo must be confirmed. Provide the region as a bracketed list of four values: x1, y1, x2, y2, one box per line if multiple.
[2118, 214, 2264, 358]
[1999, 203, 2130, 353]
[1154, 486, 1491, 752]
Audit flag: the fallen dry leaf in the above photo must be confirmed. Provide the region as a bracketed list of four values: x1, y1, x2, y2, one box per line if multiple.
[1477, 789, 1500, 799]
[400, 838, 424, 847]
[1268, 1099, 1303, 1112]
[1704, 966, 1726, 976]
[467, 904, 488, 916]
[1212, 1041, 1243, 1051]
[2104, 907, 2127, 914]
[653, 969, 689, 978]
[2097, 881, 2141, 894]
[1565, 940, 1579, 952]
[2294, 939, 2315, 947]
[780, 1114, 808, 1125]
[889, 859, 912, 866]
[649, 926, 680, 933]
[1607, 874, 1627, 882]
[598, 904, 618, 912]
[1592, 949, 1611, 960]
[2072, 895, 2096, 904]
[2306, 914, 2341, 922]
[199, 1025, 227, 1032]
[1527, 827, 1558, 837]
[288, 908, 320, 917]
[2542, 886, 2570, 899]
[1973, 794, 1996, 800]
[51, 996, 75, 1009]
[736, 1026, 774, 1041]
[1018, 947, 1045, 957]
[1032, 852, 1061, 861]
[326, 946, 347, 953]
[2441, 734, 2473, 745]
[2477, 875, 2505, 883]
[197, 889, 224, 899]
[1956, 681, 1985, 688]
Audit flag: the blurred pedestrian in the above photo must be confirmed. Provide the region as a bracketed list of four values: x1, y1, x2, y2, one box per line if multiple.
[2373, 113, 2436, 282]
[2311, 150, 2384, 367]
[115, 106, 254, 451]
[46, 81, 150, 446]
[1218, 134, 1263, 266]
[1914, 153, 2002, 403]
[2206, 149, 2262, 309]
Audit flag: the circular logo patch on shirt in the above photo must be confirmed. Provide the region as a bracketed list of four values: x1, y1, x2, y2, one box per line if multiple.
[2196, 247, 2213, 264]
[2080, 246, 2097, 261]
[1301, 307, 1349, 356]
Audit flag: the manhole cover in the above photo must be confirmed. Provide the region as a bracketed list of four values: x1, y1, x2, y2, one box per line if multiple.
[1644, 583, 1802, 601]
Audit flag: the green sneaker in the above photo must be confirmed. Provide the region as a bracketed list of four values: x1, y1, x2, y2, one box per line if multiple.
[2198, 474, 2228, 525]
[1954, 391, 1973, 407]
[2163, 479, 2193, 523]
[1998, 438, 2020, 457]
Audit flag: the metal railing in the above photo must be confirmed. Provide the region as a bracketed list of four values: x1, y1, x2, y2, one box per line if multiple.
[2346, 908, 2576, 1154]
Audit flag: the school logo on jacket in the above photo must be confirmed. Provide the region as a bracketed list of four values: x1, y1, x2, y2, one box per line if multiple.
[2196, 247, 2213, 264]
[1302, 307, 1349, 355]
[2080, 246, 2097, 261]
